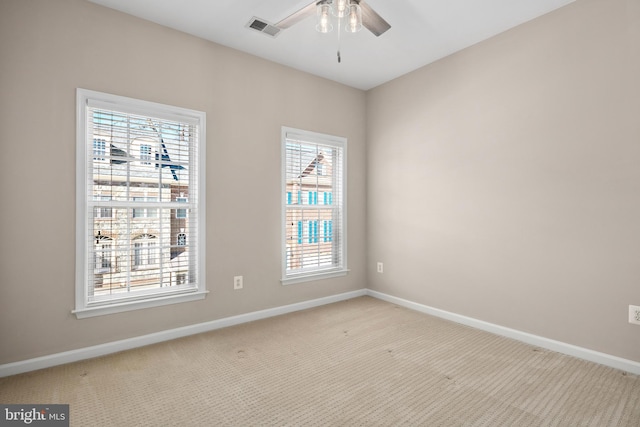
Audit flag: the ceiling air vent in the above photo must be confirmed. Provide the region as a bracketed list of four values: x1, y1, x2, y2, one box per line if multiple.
[246, 17, 281, 38]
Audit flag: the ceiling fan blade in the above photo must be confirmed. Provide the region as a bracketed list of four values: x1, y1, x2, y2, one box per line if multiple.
[359, 1, 391, 36]
[276, 1, 318, 29]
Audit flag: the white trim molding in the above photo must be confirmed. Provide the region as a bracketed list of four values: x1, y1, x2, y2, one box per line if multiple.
[0, 290, 366, 378]
[2, 288, 639, 377]
[366, 290, 640, 376]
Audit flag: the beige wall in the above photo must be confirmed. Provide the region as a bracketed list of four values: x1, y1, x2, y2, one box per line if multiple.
[2, 0, 639, 367]
[367, 0, 640, 362]
[0, 0, 367, 364]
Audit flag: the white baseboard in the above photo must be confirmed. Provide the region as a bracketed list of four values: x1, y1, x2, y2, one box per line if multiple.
[3, 288, 638, 378]
[366, 289, 640, 376]
[0, 289, 367, 378]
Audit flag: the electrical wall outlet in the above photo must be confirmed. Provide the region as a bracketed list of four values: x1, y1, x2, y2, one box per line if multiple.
[629, 305, 640, 325]
[377, 262, 383, 273]
[234, 276, 243, 290]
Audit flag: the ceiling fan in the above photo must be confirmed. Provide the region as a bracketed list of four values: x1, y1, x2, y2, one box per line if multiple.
[276, 0, 391, 37]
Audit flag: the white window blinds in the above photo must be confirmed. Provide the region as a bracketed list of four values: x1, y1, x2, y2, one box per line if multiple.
[282, 128, 347, 283]
[75, 89, 206, 317]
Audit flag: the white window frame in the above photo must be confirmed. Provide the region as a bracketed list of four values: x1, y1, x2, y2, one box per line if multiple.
[75, 88, 207, 318]
[281, 127, 348, 285]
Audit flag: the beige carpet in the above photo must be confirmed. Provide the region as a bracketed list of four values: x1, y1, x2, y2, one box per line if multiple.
[1, 296, 639, 426]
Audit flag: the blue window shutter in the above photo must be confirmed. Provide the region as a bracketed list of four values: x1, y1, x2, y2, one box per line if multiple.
[324, 192, 332, 205]
[287, 192, 292, 205]
[308, 220, 319, 243]
[308, 191, 318, 205]
[297, 221, 302, 244]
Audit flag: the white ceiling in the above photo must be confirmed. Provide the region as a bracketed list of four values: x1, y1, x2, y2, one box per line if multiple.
[88, 0, 575, 91]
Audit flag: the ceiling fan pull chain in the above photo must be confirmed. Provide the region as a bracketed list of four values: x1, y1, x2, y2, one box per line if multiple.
[337, 14, 342, 63]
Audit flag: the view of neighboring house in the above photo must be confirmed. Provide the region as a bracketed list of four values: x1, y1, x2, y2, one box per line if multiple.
[89, 113, 193, 298]
[284, 145, 338, 272]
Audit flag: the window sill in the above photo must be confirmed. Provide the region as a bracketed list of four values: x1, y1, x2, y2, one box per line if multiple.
[73, 290, 208, 319]
[281, 269, 349, 286]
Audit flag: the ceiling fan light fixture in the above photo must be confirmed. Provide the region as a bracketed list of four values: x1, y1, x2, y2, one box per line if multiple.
[316, 2, 333, 33]
[332, 0, 349, 18]
[345, 2, 362, 33]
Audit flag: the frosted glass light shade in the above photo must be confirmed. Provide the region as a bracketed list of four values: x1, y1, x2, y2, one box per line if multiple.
[316, 3, 333, 33]
[345, 3, 362, 33]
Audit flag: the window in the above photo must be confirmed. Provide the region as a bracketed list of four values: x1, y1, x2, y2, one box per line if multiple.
[282, 127, 347, 283]
[176, 197, 188, 219]
[132, 196, 158, 218]
[308, 220, 318, 244]
[140, 144, 152, 165]
[75, 89, 206, 318]
[176, 272, 187, 286]
[323, 220, 333, 242]
[94, 233, 113, 274]
[132, 197, 158, 218]
[308, 191, 318, 205]
[93, 195, 112, 218]
[132, 234, 158, 268]
[93, 138, 107, 160]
